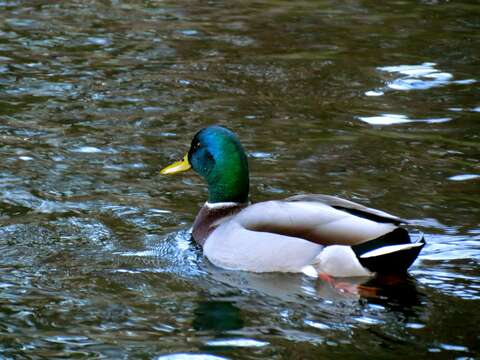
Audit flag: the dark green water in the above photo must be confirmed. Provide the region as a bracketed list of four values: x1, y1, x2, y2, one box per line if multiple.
[1, 1, 479, 359]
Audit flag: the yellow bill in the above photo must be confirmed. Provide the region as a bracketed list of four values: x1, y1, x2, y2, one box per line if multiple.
[160, 154, 191, 175]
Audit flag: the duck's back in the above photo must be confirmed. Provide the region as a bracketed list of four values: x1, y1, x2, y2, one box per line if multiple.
[234, 195, 400, 246]
[193, 195, 419, 274]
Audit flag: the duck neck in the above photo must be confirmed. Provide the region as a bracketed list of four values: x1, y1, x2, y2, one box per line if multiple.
[192, 202, 248, 246]
[206, 167, 249, 204]
[191, 127, 250, 204]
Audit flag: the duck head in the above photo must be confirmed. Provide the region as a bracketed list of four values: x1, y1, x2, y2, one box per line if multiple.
[161, 125, 249, 204]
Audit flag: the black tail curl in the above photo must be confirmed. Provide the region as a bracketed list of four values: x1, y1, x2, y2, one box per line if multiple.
[352, 228, 425, 274]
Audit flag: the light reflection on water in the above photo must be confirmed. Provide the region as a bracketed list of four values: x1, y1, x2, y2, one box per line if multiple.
[377, 62, 476, 91]
[0, 0, 479, 359]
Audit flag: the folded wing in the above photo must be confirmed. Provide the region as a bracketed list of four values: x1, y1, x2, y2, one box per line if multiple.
[235, 195, 403, 246]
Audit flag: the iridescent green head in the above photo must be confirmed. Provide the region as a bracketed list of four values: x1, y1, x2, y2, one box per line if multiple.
[161, 126, 249, 203]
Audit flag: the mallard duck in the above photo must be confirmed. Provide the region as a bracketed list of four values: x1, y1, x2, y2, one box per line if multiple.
[161, 125, 425, 277]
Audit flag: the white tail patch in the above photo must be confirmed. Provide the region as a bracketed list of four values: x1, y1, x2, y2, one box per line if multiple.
[301, 265, 319, 278]
[360, 242, 424, 259]
[316, 246, 372, 277]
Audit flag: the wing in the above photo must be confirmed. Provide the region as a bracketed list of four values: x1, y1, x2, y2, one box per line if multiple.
[286, 194, 407, 225]
[234, 199, 399, 246]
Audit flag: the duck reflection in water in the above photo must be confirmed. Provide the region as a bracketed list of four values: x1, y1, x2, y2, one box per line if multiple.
[318, 272, 424, 309]
[203, 259, 423, 310]
[192, 301, 244, 332]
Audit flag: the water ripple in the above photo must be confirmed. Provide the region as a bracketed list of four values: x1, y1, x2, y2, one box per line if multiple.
[368, 62, 477, 94]
[155, 354, 229, 360]
[358, 114, 451, 126]
[205, 338, 269, 348]
[0, 1, 478, 359]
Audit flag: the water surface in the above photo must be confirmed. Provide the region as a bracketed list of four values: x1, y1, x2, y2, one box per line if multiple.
[0, 1, 479, 359]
